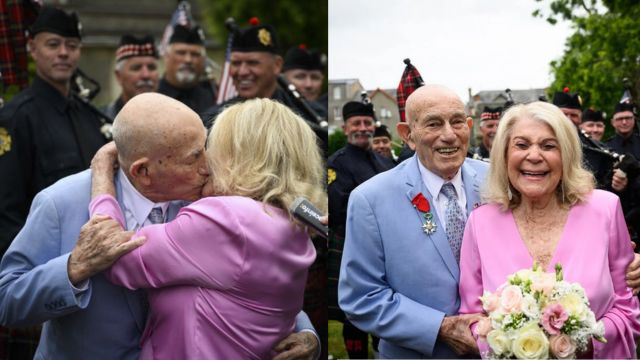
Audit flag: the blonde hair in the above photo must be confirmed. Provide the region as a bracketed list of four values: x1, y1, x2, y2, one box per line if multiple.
[483, 101, 594, 209]
[206, 98, 327, 216]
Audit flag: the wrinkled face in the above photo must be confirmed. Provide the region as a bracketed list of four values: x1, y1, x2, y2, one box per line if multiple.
[343, 115, 374, 149]
[579, 121, 605, 141]
[151, 123, 209, 201]
[29, 32, 81, 87]
[560, 107, 581, 126]
[284, 69, 323, 101]
[409, 96, 472, 180]
[116, 56, 159, 103]
[480, 119, 499, 150]
[507, 117, 562, 203]
[372, 136, 392, 158]
[164, 43, 205, 87]
[230, 51, 281, 99]
[612, 111, 635, 137]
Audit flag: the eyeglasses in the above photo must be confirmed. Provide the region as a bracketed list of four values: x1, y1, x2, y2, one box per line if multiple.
[614, 116, 634, 122]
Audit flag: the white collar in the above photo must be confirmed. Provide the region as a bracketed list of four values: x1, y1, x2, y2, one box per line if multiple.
[117, 168, 170, 228]
[417, 159, 464, 202]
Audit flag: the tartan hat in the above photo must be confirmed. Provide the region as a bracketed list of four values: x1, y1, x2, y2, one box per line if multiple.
[283, 45, 323, 71]
[374, 124, 392, 138]
[552, 88, 582, 110]
[169, 24, 204, 45]
[343, 101, 374, 121]
[396, 58, 424, 122]
[480, 106, 502, 121]
[30, 6, 81, 39]
[582, 109, 605, 123]
[115, 35, 158, 62]
[613, 101, 636, 115]
[231, 17, 279, 54]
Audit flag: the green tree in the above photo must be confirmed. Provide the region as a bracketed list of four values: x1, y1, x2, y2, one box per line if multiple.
[197, 0, 327, 57]
[329, 130, 346, 157]
[533, 0, 640, 120]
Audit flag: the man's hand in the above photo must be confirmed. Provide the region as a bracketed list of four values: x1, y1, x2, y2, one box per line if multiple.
[612, 168, 628, 192]
[271, 331, 318, 360]
[67, 215, 144, 285]
[626, 250, 640, 295]
[438, 314, 483, 356]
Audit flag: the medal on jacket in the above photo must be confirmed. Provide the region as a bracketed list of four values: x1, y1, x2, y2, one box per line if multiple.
[421, 212, 437, 235]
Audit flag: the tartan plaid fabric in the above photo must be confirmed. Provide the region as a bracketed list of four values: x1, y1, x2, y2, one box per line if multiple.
[0, 325, 41, 359]
[396, 61, 424, 122]
[0, 0, 38, 90]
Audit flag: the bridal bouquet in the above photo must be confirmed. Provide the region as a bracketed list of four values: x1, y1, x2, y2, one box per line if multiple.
[476, 263, 606, 359]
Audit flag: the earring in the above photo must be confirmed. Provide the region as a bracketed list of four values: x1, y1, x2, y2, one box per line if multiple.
[507, 186, 513, 201]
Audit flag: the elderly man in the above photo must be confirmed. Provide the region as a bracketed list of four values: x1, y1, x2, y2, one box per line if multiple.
[104, 35, 159, 119]
[158, 24, 215, 113]
[201, 20, 326, 148]
[0, 93, 319, 359]
[338, 85, 487, 358]
[471, 106, 501, 160]
[328, 101, 394, 358]
[0, 7, 110, 257]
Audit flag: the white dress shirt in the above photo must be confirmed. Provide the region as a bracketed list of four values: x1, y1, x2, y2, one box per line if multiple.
[417, 160, 467, 232]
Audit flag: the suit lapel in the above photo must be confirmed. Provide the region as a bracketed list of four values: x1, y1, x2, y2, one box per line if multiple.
[404, 156, 459, 281]
[461, 162, 482, 215]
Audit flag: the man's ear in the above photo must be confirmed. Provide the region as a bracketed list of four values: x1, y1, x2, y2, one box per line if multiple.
[466, 116, 474, 129]
[273, 55, 283, 75]
[397, 122, 415, 150]
[129, 157, 151, 186]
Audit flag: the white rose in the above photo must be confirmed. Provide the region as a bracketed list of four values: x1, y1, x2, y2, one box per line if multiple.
[521, 293, 540, 319]
[487, 329, 512, 357]
[511, 322, 549, 359]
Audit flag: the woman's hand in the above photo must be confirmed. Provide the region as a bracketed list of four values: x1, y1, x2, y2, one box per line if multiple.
[91, 142, 118, 199]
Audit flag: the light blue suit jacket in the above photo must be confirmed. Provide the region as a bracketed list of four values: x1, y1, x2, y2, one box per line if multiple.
[338, 155, 488, 359]
[0, 170, 316, 359]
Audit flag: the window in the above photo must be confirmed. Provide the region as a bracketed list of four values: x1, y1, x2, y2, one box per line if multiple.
[333, 86, 342, 100]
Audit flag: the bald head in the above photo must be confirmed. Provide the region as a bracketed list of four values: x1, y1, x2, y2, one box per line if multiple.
[112, 92, 203, 166]
[405, 85, 464, 125]
[397, 84, 472, 180]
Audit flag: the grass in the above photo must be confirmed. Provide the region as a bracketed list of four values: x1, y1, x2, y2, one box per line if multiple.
[328, 320, 375, 359]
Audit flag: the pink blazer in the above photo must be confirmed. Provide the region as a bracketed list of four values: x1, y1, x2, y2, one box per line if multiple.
[459, 190, 640, 359]
[90, 194, 315, 359]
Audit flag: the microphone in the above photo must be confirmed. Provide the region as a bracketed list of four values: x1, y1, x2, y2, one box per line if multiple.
[289, 197, 328, 239]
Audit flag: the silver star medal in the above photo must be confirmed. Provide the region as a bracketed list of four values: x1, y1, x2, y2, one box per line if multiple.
[422, 212, 437, 235]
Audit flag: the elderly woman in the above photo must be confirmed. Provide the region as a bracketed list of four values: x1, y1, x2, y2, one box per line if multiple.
[458, 101, 640, 358]
[89, 98, 326, 359]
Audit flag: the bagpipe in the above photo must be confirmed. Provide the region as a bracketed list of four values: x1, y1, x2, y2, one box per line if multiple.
[276, 75, 328, 133]
[71, 68, 114, 140]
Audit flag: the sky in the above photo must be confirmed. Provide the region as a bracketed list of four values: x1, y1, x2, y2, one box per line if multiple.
[329, 0, 574, 102]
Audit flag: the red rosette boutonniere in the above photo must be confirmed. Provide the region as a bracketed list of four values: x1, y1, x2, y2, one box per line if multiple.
[411, 192, 437, 235]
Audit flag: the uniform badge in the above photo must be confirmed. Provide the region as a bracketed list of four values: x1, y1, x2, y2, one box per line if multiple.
[258, 28, 272, 46]
[0, 127, 11, 156]
[327, 168, 336, 185]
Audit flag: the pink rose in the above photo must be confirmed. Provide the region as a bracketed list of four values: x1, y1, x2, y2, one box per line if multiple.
[476, 318, 492, 338]
[483, 293, 500, 312]
[500, 285, 523, 313]
[541, 303, 569, 335]
[549, 334, 577, 359]
[531, 273, 556, 295]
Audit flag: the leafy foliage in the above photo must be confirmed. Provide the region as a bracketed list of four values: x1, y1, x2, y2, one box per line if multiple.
[533, 1, 640, 121]
[329, 130, 346, 157]
[197, 0, 327, 57]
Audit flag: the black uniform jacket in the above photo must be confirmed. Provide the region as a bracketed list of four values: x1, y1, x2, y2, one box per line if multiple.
[0, 76, 108, 255]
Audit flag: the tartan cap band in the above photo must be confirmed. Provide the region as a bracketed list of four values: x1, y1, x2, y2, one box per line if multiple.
[116, 43, 158, 62]
[480, 112, 501, 121]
